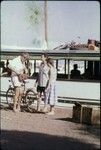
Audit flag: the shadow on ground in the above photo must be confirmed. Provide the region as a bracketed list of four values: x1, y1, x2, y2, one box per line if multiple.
[55, 117, 100, 139]
[0, 129, 99, 150]
[0, 103, 45, 114]
[0, 103, 32, 113]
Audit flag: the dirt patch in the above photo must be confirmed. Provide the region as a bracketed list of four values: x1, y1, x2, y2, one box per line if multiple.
[0, 106, 100, 150]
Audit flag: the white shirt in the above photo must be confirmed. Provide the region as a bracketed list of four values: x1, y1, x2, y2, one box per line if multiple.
[38, 63, 50, 87]
[8, 56, 25, 76]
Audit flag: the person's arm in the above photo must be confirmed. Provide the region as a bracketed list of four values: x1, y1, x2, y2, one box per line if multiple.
[0, 72, 8, 76]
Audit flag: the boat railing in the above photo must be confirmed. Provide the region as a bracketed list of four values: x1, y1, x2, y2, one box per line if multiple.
[58, 96, 100, 106]
[0, 90, 100, 106]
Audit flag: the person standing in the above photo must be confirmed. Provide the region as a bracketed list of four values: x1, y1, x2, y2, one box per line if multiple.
[8, 52, 29, 112]
[44, 58, 57, 115]
[35, 53, 50, 112]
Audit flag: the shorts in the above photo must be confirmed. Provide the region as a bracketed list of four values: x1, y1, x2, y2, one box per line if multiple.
[37, 85, 45, 94]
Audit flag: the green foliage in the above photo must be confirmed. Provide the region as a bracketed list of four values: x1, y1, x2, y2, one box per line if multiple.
[26, 2, 44, 27]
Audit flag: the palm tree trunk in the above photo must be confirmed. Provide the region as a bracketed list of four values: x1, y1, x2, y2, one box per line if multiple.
[44, 0, 48, 50]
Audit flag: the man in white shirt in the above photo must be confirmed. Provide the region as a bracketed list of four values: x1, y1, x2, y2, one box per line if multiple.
[8, 52, 29, 112]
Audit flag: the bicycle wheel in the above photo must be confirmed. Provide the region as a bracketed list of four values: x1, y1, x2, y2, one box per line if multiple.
[6, 87, 15, 108]
[25, 89, 38, 112]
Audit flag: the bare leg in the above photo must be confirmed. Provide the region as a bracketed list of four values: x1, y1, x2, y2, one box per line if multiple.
[42, 103, 48, 113]
[37, 92, 42, 111]
[17, 87, 23, 111]
[37, 98, 41, 112]
[13, 87, 20, 112]
[42, 90, 49, 113]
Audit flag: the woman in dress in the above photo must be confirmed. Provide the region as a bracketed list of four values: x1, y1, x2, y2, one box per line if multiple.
[44, 57, 57, 115]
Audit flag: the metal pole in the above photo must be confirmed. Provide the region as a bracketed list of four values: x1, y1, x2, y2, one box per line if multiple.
[65, 59, 66, 74]
[68, 59, 70, 79]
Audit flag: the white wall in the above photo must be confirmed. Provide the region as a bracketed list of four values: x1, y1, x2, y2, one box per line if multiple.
[56, 81, 100, 100]
[1, 77, 100, 100]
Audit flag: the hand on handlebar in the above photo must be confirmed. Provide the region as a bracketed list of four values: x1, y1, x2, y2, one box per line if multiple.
[18, 74, 29, 82]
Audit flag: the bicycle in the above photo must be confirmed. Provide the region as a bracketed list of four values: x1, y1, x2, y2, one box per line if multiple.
[6, 79, 38, 112]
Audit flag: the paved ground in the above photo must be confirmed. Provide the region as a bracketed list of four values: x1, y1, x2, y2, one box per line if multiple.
[0, 103, 100, 150]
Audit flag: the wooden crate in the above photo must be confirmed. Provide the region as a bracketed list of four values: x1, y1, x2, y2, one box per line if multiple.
[82, 107, 92, 124]
[72, 105, 100, 125]
[72, 105, 83, 123]
[82, 106, 100, 125]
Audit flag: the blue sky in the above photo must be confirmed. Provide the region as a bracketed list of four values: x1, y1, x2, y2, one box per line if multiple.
[1, 1, 100, 50]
